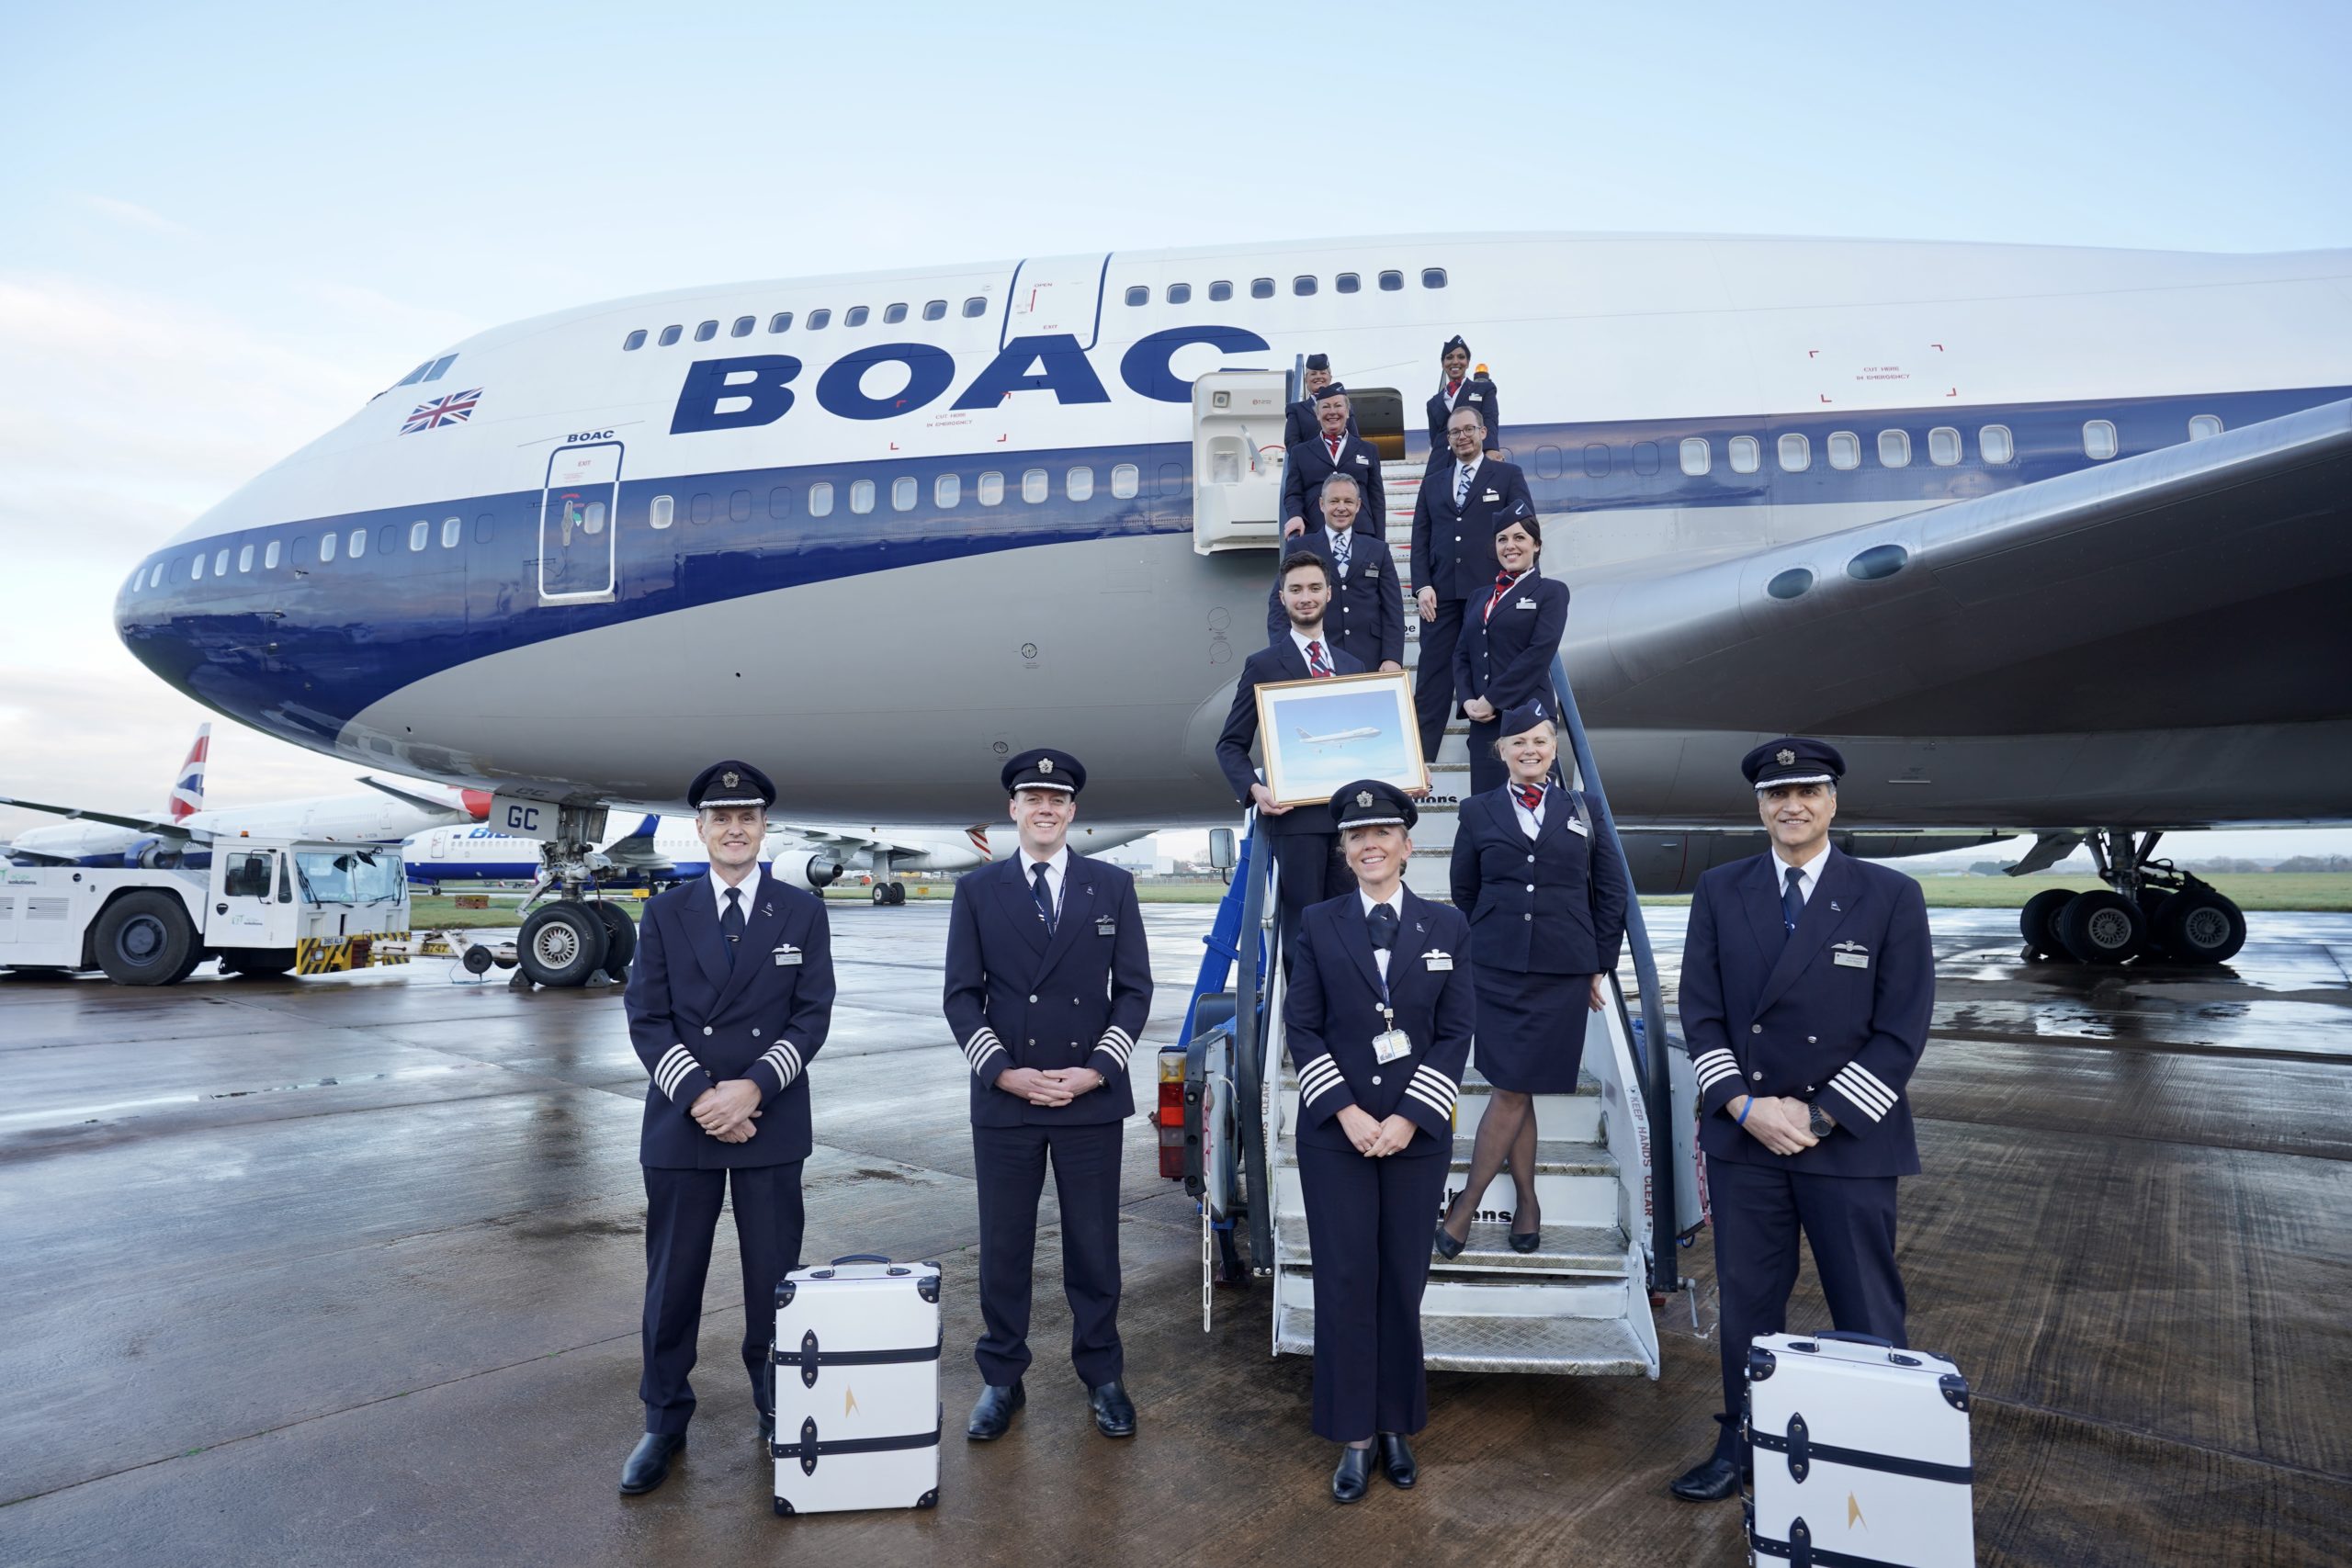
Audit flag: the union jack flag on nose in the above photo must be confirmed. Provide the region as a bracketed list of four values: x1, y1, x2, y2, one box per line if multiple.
[401, 388, 482, 434]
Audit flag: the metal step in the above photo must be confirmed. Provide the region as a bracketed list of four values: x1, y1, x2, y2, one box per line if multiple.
[1274, 1155, 1622, 1229]
[1274, 1218, 1631, 1277]
[1276, 1304, 1653, 1377]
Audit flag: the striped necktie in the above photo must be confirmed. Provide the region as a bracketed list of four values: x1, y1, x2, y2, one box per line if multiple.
[1515, 783, 1544, 812]
[1306, 639, 1333, 678]
[1331, 531, 1351, 576]
[1454, 464, 1472, 507]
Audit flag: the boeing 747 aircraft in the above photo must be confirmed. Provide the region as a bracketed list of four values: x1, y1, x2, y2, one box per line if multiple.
[108, 233, 2352, 980]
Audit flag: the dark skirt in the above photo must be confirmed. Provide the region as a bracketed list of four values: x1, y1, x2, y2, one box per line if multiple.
[1471, 965, 1589, 1093]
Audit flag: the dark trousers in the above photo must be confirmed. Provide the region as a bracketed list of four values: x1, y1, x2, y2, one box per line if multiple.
[639, 1160, 806, 1435]
[972, 1120, 1125, 1388]
[1271, 831, 1354, 961]
[1414, 598, 1464, 763]
[1707, 1156, 1906, 1461]
[1464, 715, 1505, 794]
[1296, 1140, 1451, 1441]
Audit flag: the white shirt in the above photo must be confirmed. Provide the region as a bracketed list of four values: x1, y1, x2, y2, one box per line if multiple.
[711, 864, 760, 924]
[1359, 887, 1405, 983]
[1771, 841, 1832, 907]
[1290, 626, 1335, 671]
[1022, 843, 1070, 918]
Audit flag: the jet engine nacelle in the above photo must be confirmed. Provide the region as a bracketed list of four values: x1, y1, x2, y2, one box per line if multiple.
[767, 853, 844, 892]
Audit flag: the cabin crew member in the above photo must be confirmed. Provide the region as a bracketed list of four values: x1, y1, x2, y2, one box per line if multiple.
[1283, 385, 1389, 542]
[1284, 353, 1358, 447]
[944, 749, 1152, 1442]
[1217, 552, 1366, 955]
[1668, 739, 1933, 1504]
[1410, 405, 1535, 764]
[1424, 336, 1500, 467]
[1453, 506, 1570, 795]
[1438, 702, 1626, 1258]
[1285, 780, 1476, 1503]
[1261, 472, 1405, 672]
[619, 760, 835, 1497]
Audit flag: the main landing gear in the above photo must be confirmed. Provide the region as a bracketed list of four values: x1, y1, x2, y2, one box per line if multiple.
[2018, 829, 2248, 966]
[512, 805, 636, 989]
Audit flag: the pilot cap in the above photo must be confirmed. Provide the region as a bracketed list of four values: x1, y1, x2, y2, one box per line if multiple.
[1304, 352, 1330, 372]
[1741, 737, 1845, 792]
[1499, 698, 1555, 739]
[688, 759, 775, 811]
[1330, 778, 1418, 832]
[1313, 381, 1349, 402]
[1003, 747, 1085, 795]
[1441, 334, 1470, 358]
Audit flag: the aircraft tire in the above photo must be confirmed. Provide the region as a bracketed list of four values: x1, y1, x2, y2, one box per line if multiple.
[2055, 888, 2145, 964]
[94, 891, 198, 986]
[589, 901, 637, 977]
[871, 883, 890, 906]
[461, 944, 496, 975]
[518, 903, 608, 987]
[2153, 888, 2247, 964]
[885, 883, 907, 907]
[2018, 889, 2075, 959]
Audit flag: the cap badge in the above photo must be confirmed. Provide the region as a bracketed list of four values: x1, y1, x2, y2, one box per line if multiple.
[1038, 758, 1054, 774]
[722, 769, 741, 789]
[1355, 790, 1373, 807]
[1775, 749, 1795, 766]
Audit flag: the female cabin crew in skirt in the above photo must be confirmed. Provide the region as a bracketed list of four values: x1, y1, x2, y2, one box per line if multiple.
[1283, 780, 1476, 1503]
[1437, 701, 1629, 1258]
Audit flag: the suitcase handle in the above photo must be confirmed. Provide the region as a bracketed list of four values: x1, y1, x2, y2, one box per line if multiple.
[830, 1254, 893, 1266]
[1811, 1330, 1894, 1348]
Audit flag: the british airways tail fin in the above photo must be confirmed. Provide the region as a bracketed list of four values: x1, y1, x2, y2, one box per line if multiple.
[168, 724, 210, 822]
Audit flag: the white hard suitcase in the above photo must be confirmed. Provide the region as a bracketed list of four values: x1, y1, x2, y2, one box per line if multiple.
[771, 1254, 944, 1517]
[1744, 1331, 1975, 1567]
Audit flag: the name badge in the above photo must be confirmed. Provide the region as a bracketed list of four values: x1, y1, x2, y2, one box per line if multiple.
[1482, 489, 1500, 502]
[1363, 566, 1381, 579]
[1515, 597, 1537, 610]
[1831, 942, 1870, 969]
[773, 945, 803, 966]
[1354, 453, 1370, 465]
[1372, 1028, 1413, 1064]
[1424, 949, 1454, 972]
[1095, 917, 1116, 936]
[1566, 818, 1589, 836]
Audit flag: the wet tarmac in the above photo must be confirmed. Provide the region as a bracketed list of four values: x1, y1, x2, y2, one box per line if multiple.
[2, 905, 2347, 1566]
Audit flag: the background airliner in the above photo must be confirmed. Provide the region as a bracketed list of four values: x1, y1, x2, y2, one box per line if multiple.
[107, 232, 2352, 976]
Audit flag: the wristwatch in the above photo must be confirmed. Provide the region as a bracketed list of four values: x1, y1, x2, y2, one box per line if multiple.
[1807, 1102, 1836, 1139]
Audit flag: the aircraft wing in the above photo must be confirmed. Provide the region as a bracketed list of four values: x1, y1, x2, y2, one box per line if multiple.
[0, 795, 204, 844]
[356, 774, 470, 820]
[1566, 397, 2352, 740]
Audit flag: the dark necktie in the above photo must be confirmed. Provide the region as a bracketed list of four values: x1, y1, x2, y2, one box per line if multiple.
[1306, 639, 1332, 678]
[1031, 862, 1057, 935]
[1326, 435, 1342, 463]
[1367, 902, 1398, 952]
[1515, 783, 1544, 812]
[720, 886, 743, 968]
[1781, 865, 1805, 935]
[1454, 464, 1473, 507]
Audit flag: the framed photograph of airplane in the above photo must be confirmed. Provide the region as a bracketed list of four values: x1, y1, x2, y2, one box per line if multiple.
[1255, 671, 1429, 808]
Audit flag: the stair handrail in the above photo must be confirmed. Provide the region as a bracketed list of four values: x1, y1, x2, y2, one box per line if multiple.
[1546, 652, 1682, 1297]
[1229, 811, 1279, 1277]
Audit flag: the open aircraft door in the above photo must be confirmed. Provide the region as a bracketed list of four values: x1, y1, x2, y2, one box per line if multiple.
[538, 441, 622, 604]
[1191, 369, 1289, 554]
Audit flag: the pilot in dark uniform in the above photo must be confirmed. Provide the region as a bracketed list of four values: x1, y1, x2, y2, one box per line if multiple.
[618, 760, 835, 1496]
[1284, 352, 1358, 447]
[1453, 504, 1570, 795]
[1283, 385, 1390, 542]
[1409, 404, 1536, 763]
[1261, 470, 1404, 672]
[1668, 738, 1934, 1503]
[1439, 700, 1626, 1257]
[1217, 551, 1366, 956]
[944, 749, 1152, 1442]
[1423, 335, 1500, 467]
[1285, 780, 1476, 1503]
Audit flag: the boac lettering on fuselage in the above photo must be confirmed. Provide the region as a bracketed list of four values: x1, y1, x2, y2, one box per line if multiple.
[669, 324, 1270, 435]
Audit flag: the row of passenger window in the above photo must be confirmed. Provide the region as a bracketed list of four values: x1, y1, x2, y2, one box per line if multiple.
[1670, 415, 2220, 478]
[646, 463, 1145, 528]
[132, 514, 492, 590]
[626, 298, 989, 350]
[1121, 268, 1447, 306]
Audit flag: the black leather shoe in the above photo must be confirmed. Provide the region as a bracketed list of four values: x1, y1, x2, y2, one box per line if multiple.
[619, 1431, 685, 1495]
[1508, 1227, 1543, 1254]
[966, 1381, 1024, 1440]
[1433, 1222, 1466, 1261]
[1087, 1378, 1136, 1438]
[757, 1409, 773, 1447]
[1668, 1454, 1741, 1502]
[1331, 1444, 1376, 1504]
[1377, 1432, 1418, 1488]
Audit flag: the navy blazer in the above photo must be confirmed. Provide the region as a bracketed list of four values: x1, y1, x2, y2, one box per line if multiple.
[943, 852, 1152, 1127]
[1285, 890, 1476, 1154]
[1425, 377, 1501, 453]
[1448, 784, 1628, 975]
[1261, 527, 1405, 669]
[1681, 848, 1933, 1179]
[1455, 570, 1570, 713]
[1285, 397, 1359, 449]
[1280, 433, 1389, 541]
[1214, 636, 1369, 839]
[1409, 457, 1535, 603]
[625, 870, 835, 1169]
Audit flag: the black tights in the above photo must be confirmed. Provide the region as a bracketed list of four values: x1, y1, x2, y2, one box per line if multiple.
[1442, 1088, 1539, 1241]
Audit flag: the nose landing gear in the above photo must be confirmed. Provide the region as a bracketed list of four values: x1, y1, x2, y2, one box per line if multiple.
[2018, 829, 2247, 965]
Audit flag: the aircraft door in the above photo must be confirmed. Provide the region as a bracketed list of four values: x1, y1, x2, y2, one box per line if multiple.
[1001, 254, 1112, 350]
[539, 441, 623, 604]
[1190, 370, 1290, 554]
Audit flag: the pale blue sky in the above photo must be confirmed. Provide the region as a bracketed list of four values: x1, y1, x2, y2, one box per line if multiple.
[3, 2, 2347, 854]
